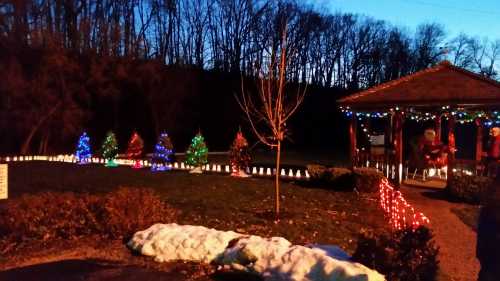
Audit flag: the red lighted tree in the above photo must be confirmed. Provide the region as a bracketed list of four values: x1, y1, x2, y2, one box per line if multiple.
[126, 132, 144, 168]
[229, 130, 251, 177]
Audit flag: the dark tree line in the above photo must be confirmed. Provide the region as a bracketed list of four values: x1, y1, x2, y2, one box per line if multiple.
[1, 0, 498, 88]
[0, 0, 499, 154]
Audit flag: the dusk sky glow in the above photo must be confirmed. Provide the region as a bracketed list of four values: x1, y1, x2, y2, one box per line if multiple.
[321, 0, 500, 40]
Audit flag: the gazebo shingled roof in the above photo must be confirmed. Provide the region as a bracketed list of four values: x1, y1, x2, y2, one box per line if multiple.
[338, 61, 500, 110]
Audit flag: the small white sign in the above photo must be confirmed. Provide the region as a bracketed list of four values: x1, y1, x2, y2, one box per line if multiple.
[0, 164, 7, 199]
[370, 134, 385, 146]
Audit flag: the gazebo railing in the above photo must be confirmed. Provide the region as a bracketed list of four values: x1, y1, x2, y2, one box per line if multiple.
[354, 150, 403, 183]
[355, 151, 498, 185]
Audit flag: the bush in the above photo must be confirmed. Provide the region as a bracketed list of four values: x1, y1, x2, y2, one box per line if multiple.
[0, 188, 178, 242]
[448, 174, 493, 204]
[102, 187, 178, 239]
[306, 165, 354, 190]
[306, 164, 328, 181]
[0, 192, 101, 241]
[352, 226, 439, 281]
[353, 168, 384, 193]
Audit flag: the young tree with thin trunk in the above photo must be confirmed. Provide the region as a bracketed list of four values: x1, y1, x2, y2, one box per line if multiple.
[237, 22, 306, 219]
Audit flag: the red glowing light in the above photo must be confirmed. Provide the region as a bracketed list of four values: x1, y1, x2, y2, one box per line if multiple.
[379, 178, 430, 230]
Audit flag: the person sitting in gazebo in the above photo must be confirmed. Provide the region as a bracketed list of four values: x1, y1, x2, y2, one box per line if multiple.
[486, 127, 500, 176]
[409, 128, 448, 179]
[419, 128, 447, 168]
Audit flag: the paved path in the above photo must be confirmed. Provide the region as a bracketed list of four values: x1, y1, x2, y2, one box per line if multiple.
[401, 185, 479, 281]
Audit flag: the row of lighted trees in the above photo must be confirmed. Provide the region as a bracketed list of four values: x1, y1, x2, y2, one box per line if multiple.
[75, 130, 251, 176]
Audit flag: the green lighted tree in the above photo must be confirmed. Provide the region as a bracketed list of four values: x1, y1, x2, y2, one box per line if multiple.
[101, 131, 118, 167]
[185, 132, 208, 172]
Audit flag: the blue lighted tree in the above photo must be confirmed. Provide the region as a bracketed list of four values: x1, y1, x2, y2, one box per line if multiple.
[75, 132, 91, 164]
[151, 132, 174, 171]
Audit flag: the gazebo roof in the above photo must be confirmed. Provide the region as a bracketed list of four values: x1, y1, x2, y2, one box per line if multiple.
[338, 61, 500, 110]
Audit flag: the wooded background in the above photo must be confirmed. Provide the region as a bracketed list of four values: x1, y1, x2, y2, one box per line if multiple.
[0, 0, 497, 156]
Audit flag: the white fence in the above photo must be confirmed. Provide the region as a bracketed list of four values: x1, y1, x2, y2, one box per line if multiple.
[0, 155, 310, 180]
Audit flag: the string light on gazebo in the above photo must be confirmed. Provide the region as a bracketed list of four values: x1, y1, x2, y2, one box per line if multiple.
[340, 106, 500, 126]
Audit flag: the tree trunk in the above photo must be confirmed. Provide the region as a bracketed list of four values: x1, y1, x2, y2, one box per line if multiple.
[274, 140, 281, 220]
[20, 102, 61, 154]
[21, 126, 38, 155]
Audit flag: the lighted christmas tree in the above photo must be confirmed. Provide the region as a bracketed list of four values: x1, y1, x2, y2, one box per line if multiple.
[185, 132, 208, 173]
[151, 132, 174, 171]
[75, 132, 91, 164]
[101, 131, 119, 167]
[126, 131, 144, 169]
[229, 130, 251, 177]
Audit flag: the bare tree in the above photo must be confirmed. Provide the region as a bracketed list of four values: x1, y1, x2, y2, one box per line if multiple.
[413, 23, 446, 70]
[467, 37, 500, 78]
[237, 23, 306, 218]
[448, 33, 473, 68]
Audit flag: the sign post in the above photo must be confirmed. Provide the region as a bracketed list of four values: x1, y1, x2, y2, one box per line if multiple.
[0, 164, 7, 200]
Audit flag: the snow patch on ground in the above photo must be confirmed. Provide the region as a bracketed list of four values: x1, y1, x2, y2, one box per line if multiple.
[216, 236, 385, 281]
[128, 223, 385, 281]
[127, 223, 242, 263]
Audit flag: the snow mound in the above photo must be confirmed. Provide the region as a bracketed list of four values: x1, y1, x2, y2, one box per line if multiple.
[216, 236, 385, 281]
[127, 223, 242, 263]
[128, 223, 385, 281]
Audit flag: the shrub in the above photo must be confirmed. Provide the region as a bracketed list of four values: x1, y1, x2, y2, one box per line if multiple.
[101, 187, 179, 239]
[0, 188, 178, 242]
[0, 192, 101, 241]
[352, 226, 439, 281]
[353, 168, 384, 193]
[306, 164, 328, 181]
[448, 174, 493, 204]
[306, 165, 354, 190]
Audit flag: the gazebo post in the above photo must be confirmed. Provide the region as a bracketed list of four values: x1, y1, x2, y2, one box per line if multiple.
[364, 118, 371, 167]
[349, 112, 357, 168]
[435, 114, 442, 142]
[475, 118, 483, 162]
[384, 113, 393, 178]
[447, 115, 456, 187]
[393, 112, 404, 186]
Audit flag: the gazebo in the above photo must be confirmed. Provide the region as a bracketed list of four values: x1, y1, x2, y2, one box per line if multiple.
[338, 61, 500, 186]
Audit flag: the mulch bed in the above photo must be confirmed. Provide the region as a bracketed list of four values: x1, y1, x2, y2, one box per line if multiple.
[0, 162, 388, 280]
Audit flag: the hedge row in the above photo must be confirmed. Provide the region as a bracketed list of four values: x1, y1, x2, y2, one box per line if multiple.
[306, 164, 384, 192]
[0, 188, 178, 241]
[447, 174, 494, 204]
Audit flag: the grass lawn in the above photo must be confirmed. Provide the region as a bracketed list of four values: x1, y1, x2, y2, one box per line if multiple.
[0, 162, 388, 280]
[5, 162, 387, 252]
